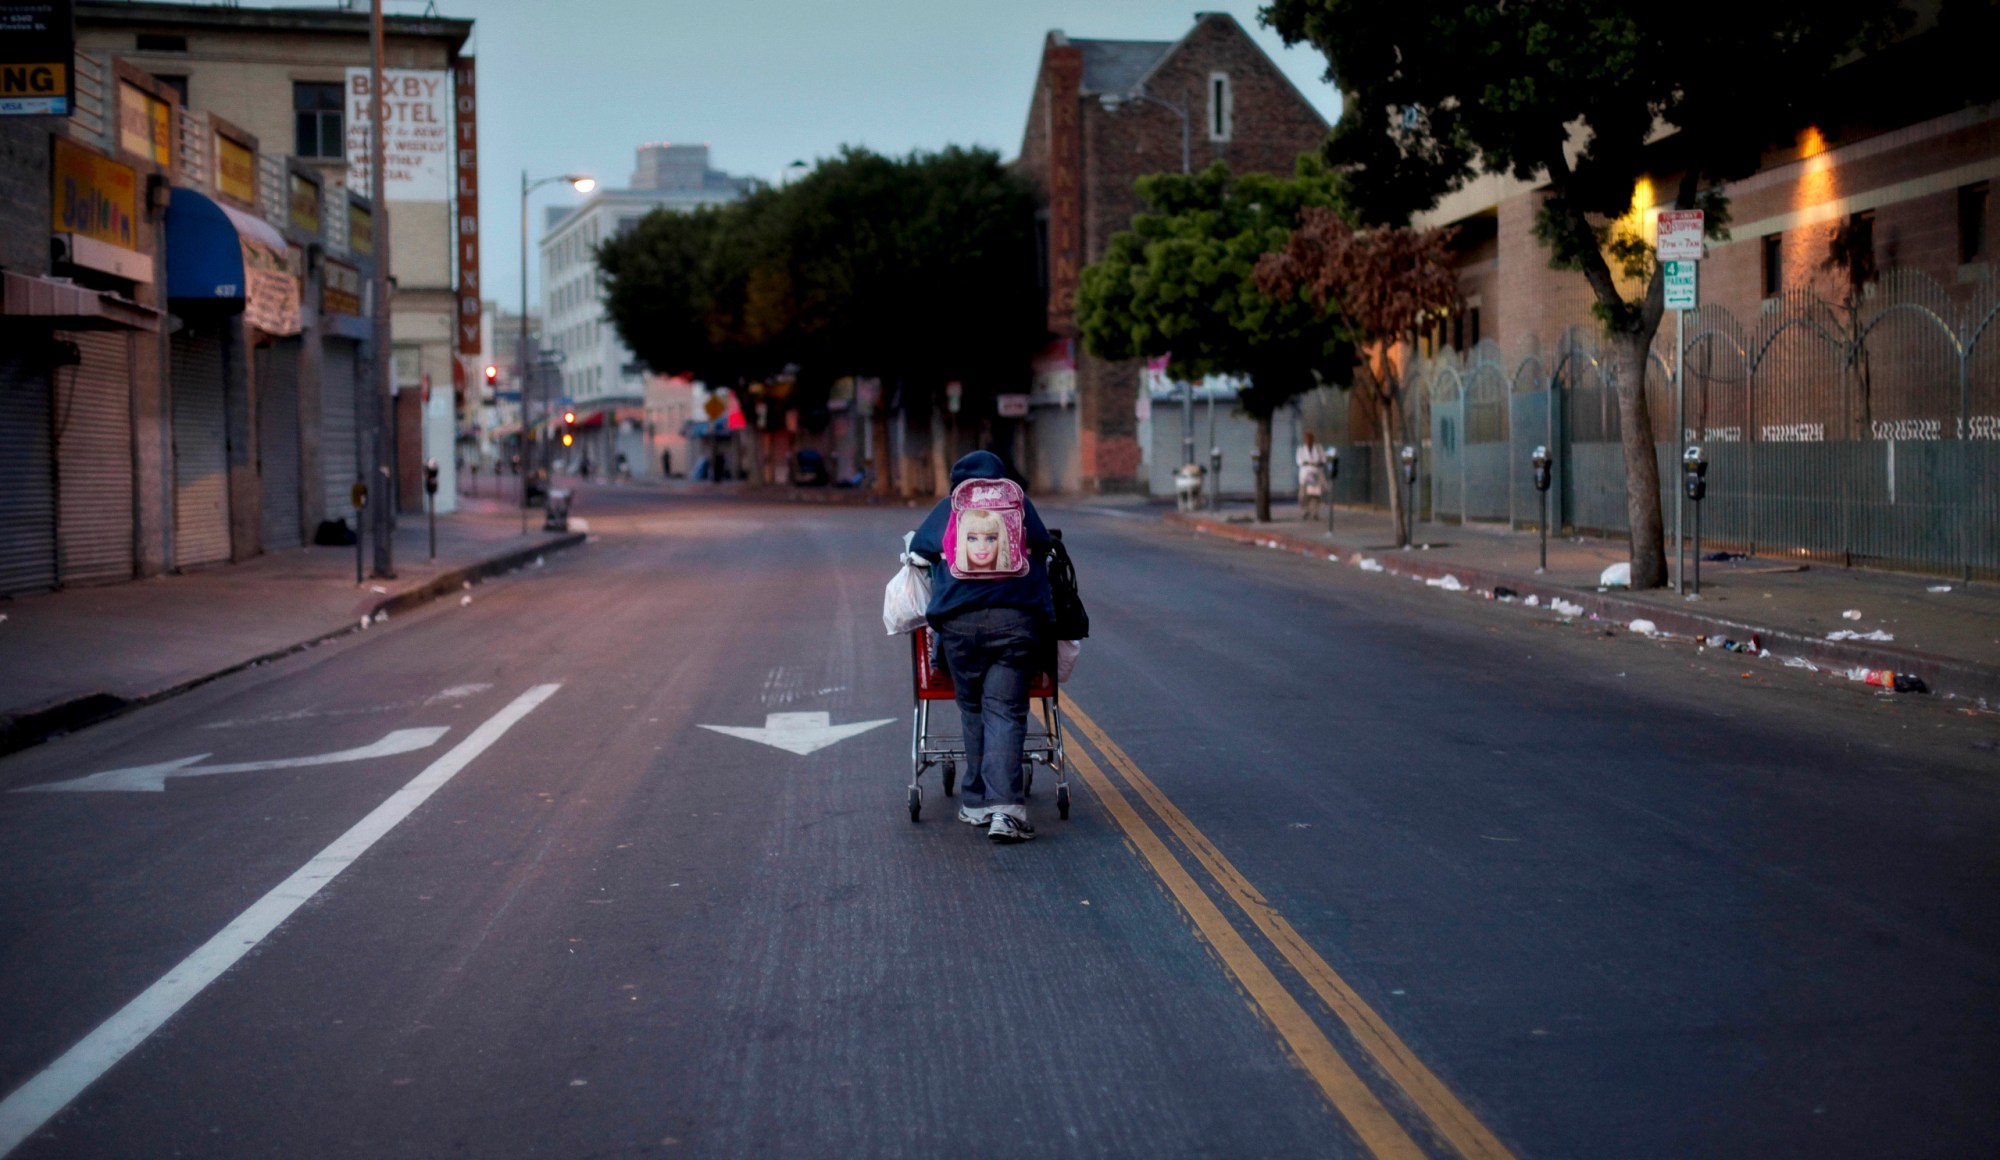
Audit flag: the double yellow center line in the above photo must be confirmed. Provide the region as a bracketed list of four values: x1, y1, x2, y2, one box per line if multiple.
[1062, 699, 1519, 1160]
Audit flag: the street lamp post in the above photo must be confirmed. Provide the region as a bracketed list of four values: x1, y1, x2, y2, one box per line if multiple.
[519, 170, 595, 535]
[1101, 87, 1197, 473]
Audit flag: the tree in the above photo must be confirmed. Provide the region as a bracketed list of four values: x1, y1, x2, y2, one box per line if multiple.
[1076, 159, 1347, 521]
[1256, 208, 1457, 546]
[1262, 0, 1909, 586]
[597, 146, 1042, 456]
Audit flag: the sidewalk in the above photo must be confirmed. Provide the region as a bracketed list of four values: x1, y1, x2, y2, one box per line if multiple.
[0, 496, 584, 755]
[1164, 500, 2000, 705]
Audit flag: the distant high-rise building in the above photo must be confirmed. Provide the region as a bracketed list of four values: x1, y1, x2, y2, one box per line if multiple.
[539, 143, 748, 475]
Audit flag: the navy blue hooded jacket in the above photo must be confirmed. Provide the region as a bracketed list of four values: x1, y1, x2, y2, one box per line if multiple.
[910, 451, 1054, 625]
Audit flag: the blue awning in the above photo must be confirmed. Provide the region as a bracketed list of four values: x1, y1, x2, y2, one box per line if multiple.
[165, 187, 287, 302]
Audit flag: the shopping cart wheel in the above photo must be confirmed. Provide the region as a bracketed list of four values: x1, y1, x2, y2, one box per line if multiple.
[908, 785, 922, 823]
[942, 761, 956, 796]
[1057, 784, 1070, 820]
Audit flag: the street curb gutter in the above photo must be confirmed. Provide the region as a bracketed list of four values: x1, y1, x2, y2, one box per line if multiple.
[1166, 511, 2000, 705]
[0, 532, 587, 760]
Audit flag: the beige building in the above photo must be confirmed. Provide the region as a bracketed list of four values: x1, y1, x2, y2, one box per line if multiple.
[78, 1, 474, 513]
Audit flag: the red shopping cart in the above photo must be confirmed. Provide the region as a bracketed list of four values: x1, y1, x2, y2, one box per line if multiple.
[907, 624, 1069, 823]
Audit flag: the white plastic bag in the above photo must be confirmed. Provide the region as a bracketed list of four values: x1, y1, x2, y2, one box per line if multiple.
[883, 532, 932, 635]
[1055, 639, 1082, 683]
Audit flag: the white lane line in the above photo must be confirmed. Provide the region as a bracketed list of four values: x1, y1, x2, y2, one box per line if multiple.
[0, 683, 562, 1157]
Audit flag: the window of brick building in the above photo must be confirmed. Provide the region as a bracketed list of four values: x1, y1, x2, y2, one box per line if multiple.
[1762, 234, 1783, 298]
[152, 75, 187, 104]
[1208, 72, 1232, 142]
[294, 82, 344, 160]
[1959, 182, 1988, 264]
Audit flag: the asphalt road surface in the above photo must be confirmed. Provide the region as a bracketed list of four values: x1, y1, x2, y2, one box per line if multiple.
[1, 486, 1994, 1160]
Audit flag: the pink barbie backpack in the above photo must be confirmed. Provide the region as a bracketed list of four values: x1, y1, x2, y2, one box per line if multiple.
[943, 477, 1030, 580]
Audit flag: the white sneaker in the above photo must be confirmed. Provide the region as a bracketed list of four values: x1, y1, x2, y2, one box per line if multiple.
[988, 812, 1035, 843]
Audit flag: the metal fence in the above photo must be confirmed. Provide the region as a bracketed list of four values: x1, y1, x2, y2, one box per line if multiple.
[1399, 269, 1999, 580]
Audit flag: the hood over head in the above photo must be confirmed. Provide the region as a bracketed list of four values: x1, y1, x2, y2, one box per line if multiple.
[950, 450, 1011, 487]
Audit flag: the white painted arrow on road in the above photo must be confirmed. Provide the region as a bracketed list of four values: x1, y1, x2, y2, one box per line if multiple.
[698, 712, 894, 756]
[17, 727, 452, 793]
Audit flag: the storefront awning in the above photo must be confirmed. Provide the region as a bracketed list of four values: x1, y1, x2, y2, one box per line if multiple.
[0, 271, 159, 331]
[165, 187, 301, 335]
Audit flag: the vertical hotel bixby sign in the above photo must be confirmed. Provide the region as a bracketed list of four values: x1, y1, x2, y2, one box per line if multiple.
[453, 56, 479, 398]
[1043, 40, 1083, 335]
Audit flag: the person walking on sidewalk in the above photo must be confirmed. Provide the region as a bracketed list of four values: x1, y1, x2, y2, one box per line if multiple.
[910, 450, 1055, 843]
[1296, 432, 1328, 521]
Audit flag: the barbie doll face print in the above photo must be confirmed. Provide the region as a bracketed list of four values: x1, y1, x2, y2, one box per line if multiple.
[944, 477, 1029, 580]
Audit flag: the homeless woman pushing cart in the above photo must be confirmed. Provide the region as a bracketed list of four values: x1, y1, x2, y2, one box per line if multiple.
[902, 451, 1057, 843]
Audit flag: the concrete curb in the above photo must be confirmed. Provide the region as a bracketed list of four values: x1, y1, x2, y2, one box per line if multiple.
[1166, 511, 2000, 705]
[0, 532, 588, 759]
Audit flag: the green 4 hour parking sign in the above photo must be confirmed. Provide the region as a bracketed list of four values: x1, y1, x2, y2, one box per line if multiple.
[1663, 259, 1697, 311]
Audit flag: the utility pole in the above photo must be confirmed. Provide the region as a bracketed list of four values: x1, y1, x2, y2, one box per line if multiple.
[369, 0, 395, 577]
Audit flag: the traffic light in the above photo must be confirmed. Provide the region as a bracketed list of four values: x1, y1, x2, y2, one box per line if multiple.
[483, 364, 498, 385]
[561, 409, 576, 448]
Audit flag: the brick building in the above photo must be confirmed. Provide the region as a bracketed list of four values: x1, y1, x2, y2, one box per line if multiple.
[1013, 13, 1329, 494]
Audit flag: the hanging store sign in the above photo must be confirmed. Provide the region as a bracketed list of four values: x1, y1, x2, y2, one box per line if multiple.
[52, 136, 137, 249]
[344, 67, 449, 198]
[0, 1, 72, 116]
[215, 132, 255, 207]
[1043, 45, 1083, 334]
[323, 257, 363, 316]
[347, 198, 374, 257]
[288, 170, 320, 237]
[454, 56, 480, 358]
[117, 80, 171, 166]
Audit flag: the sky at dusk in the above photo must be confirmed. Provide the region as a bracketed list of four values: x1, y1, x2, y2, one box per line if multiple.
[389, 0, 1347, 304]
[179, 1, 1346, 301]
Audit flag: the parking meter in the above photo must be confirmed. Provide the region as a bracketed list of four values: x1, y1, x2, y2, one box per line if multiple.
[423, 458, 440, 560]
[1531, 445, 1552, 571]
[1209, 446, 1222, 512]
[1684, 445, 1708, 594]
[350, 481, 368, 585]
[1682, 445, 1707, 501]
[1324, 447, 1340, 532]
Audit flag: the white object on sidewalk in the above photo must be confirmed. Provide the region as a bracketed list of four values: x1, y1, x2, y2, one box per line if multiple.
[1357, 557, 1384, 573]
[1842, 609, 1862, 620]
[1599, 562, 1631, 588]
[1425, 574, 1465, 591]
[1927, 585, 1953, 593]
[1551, 598, 1584, 617]
[1828, 629, 1894, 642]
[1628, 618, 1658, 635]
[1524, 595, 1541, 608]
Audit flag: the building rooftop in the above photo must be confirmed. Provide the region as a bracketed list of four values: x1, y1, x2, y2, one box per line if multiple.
[78, 1, 471, 45]
[1070, 37, 1173, 95]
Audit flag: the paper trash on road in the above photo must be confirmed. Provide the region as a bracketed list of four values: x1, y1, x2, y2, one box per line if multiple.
[1783, 656, 1821, 671]
[1600, 562, 1631, 588]
[1928, 585, 1953, 593]
[1425, 575, 1466, 591]
[1357, 557, 1385, 573]
[1628, 619, 1659, 635]
[1551, 598, 1584, 617]
[1524, 595, 1540, 607]
[1828, 629, 1895, 642]
[1842, 609, 1863, 620]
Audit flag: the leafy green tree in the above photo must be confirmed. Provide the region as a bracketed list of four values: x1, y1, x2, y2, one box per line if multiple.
[1262, 0, 1909, 586]
[1077, 159, 1347, 521]
[597, 146, 1041, 450]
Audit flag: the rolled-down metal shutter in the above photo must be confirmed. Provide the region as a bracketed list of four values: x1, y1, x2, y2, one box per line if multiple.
[259, 338, 303, 549]
[0, 355, 56, 597]
[322, 338, 359, 526]
[172, 331, 232, 568]
[55, 331, 135, 585]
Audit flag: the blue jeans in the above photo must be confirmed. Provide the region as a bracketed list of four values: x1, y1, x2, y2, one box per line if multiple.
[934, 607, 1045, 811]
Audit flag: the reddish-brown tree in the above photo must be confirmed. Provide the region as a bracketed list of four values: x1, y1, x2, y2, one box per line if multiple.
[1256, 207, 1458, 546]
